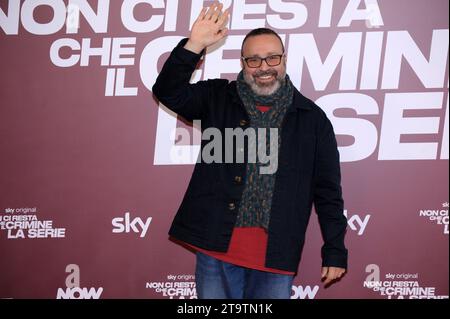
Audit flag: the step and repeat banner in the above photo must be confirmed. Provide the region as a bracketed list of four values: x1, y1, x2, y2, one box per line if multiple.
[0, 0, 448, 299]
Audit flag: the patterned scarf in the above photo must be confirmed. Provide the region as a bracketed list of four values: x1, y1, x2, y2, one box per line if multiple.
[235, 71, 294, 229]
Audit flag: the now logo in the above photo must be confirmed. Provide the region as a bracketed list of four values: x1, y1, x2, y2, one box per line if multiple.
[291, 285, 319, 299]
[112, 212, 152, 238]
[57, 287, 103, 299]
[56, 264, 103, 299]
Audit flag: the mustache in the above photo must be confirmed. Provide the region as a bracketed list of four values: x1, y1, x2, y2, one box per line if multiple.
[253, 70, 278, 77]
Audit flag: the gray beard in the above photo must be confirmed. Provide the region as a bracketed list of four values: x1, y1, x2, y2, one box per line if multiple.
[243, 71, 286, 96]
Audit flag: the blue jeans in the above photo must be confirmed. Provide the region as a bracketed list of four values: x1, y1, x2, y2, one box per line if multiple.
[195, 252, 294, 299]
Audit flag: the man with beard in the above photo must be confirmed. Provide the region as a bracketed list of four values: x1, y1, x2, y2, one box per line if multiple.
[152, 2, 347, 299]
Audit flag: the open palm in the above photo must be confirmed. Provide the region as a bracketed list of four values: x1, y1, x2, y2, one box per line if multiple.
[185, 2, 230, 54]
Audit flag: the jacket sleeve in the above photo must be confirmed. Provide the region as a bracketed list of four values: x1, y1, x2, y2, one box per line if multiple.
[313, 114, 348, 269]
[152, 38, 210, 122]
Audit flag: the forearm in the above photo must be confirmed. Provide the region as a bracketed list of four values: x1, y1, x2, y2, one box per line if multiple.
[152, 38, 206, 121]
[152, 38, 201, 101]
[314, 115, 348, 268]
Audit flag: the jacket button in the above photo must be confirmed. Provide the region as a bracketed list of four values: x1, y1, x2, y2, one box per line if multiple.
[228, 202, 236, 210]
[234, 176, 242, 184]
[239, 119, 248, 126]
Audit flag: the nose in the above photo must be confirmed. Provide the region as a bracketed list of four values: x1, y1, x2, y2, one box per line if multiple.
[259, 59, 270, 71]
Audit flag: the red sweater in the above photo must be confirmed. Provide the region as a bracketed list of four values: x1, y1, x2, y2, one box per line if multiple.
[188, 227, 295, 275]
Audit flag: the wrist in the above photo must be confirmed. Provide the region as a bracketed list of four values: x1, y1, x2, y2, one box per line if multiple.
[184, 39, 205, 54]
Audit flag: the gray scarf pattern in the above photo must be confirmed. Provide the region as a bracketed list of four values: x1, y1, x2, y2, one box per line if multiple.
[235, 71, 294, 229]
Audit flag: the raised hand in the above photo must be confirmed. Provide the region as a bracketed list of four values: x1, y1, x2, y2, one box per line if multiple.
[184, 2, 230, 54]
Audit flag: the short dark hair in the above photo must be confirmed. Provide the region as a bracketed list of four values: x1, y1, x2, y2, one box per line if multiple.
[241, 28, 285, 56]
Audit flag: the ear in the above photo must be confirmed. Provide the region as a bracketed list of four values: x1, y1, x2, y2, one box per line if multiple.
[240, 58, 244, 69]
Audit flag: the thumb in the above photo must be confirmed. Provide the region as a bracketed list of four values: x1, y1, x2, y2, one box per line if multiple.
[321, 267, 328, 279]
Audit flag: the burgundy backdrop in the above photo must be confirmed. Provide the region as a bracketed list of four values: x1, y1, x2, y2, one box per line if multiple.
[0, 0, 448, 299]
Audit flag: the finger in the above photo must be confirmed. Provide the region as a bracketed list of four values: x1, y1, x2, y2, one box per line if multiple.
[214, 27, 228, 41]
[321, 267, 328, 279]
[196, 7, 208, 21]
[211, 3, 223, 22]
[330, 268, 344, 278]
[324, 272, 338, 285]
[204, 2, 218, 20]
[215, 16, 228, 34]
[217, 9, 229, 28]
[328, 268, 338, 280]
[220, 27, 229, 37]
[323, 276, 333, 285]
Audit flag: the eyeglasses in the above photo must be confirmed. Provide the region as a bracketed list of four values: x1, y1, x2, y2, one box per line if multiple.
[241, 54, 284, 68]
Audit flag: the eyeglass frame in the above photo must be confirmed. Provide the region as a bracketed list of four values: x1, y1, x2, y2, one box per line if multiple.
[241, 53, 285, 68]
